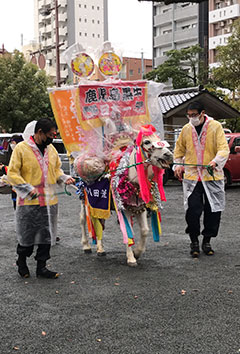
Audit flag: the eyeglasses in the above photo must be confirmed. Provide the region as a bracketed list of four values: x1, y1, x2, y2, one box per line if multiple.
[186, 112, 202, 118]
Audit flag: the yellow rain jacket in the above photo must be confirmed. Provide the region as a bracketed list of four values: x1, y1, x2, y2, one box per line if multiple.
[174, 119, 229, 181]
[7, 141, 64, 206]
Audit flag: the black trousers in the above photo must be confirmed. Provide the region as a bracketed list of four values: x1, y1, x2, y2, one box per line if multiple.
[17, 244, 51, 262]
[185, 182, 221, 242]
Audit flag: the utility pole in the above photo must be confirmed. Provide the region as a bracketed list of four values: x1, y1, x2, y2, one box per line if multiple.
[141, 50, 145, 79]
[55, 0, 61, 87]
[199, 0, 209, 84]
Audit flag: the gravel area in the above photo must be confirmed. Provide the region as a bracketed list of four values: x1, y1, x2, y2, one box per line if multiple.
[0, 182, 240, 354]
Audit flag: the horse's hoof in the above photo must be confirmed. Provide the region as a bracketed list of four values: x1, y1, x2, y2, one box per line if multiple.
[133, 251, 140, 260]
[97, 252, 106, 257]
[84, 249, 92, 254]
[127, 261, 138, 267]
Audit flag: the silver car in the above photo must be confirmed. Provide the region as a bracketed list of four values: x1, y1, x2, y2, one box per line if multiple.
[52, 139, 70, 175]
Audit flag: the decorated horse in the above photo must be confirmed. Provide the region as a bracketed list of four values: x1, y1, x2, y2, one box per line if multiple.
[75, 123, 173, 266]
[48, 75, 171, 266]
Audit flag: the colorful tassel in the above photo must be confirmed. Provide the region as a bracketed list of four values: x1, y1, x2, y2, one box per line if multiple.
[151, 210, 162, 242]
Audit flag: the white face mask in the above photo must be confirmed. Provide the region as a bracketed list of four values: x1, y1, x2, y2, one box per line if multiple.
[190, 116, 201, 127]
[10, 143, 16, 150]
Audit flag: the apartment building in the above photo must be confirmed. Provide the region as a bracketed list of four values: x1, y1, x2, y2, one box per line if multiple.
[153, 2, 199, 68]
[34, 0, 108, 84]
[121, 57, 152, 80]
[209, 0, 240, 66]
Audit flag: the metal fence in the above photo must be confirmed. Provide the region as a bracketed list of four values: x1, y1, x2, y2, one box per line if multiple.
[164, 124, 182, 151]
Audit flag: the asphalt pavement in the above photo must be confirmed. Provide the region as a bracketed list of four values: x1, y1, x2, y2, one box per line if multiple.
[0, 182, 240, 354]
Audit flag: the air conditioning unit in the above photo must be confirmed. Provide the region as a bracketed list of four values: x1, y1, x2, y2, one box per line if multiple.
[220, 21, 225, 27]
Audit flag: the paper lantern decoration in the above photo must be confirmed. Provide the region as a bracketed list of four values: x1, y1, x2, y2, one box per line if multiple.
[98, 52, 122, 76]
[71, 53, 94, 77]
[74, 155, 106, 184]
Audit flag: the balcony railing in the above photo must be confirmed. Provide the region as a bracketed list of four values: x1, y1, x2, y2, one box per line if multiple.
[154, 33, 173, 47]
[209, 4, 240, 23]
[209, 33, 232, 49]
[174, 27, 198, 43]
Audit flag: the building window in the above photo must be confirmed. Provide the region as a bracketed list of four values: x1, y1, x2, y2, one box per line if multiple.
[98, 34, 100, 38]
[163, 29, 172, 34]
[79, 4, 81, 7]
[84, 4, 87, 8]
[92, 5, 94, 10]
[79, 32, 82, 36]
[85, 33, 87, 37]
[181, 25, 190, 30]
[79, 18, 81, 22]
[130, 69, 134, 76]
[162, 8, 171, 14]
[92, 33, 95, 37]
[97, 20, 100, 24]
[84, 18, 87, 23]
[138, 68, 141, 74]
[92, 19, 95, 23]
[97, 6, 100, 10]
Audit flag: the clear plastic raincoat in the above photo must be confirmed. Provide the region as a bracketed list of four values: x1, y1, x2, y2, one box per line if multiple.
[174, 116, 229, 212]
[7, 137, 70, 246]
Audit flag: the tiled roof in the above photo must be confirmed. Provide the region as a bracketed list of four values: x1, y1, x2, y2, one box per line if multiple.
[157, 86, 240, 119]
[159, 88, 200, 114]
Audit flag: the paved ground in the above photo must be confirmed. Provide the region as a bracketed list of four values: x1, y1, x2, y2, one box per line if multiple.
[0, 182, 240, 354]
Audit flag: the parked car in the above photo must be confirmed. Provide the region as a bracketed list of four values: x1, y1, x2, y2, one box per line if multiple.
[224, 133, 240, 186]
[163, 132, 240, 186]
[52, 138, 71, 175]
[0, 133, 23, 165]
[0, 134, 70, 174]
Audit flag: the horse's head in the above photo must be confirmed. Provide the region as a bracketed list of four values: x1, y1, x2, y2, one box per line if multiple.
[137, 125, 173, 169]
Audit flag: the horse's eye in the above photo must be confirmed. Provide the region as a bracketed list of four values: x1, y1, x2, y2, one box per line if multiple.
[144, 140, 151, 145]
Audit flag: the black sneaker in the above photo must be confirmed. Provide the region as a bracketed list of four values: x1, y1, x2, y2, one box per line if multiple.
[36, 267, 59, 279]
[16, 258, 30, 278]
[202, 242, 214, 256]
[190, 242, 200, 258]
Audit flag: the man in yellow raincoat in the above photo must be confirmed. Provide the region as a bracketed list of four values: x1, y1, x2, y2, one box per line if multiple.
[174, 101, 229, 258]
[7, 118, 74, 278]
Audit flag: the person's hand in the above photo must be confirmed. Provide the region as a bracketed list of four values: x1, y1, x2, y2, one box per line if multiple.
[208, 161, 217, 169]
[28, 188, 39, 199]
[174, 166, 185, 181]
[64, 177, 75, 185]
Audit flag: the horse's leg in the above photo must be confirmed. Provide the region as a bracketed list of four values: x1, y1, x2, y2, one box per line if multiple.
[80, 199, 92, 253]
[124, 211, 138, 267]
[92, 217, 106, 256]
[134, 210, 149, 259]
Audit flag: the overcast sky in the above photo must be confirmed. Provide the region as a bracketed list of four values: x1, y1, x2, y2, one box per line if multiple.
[0, 0, 152, 59]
